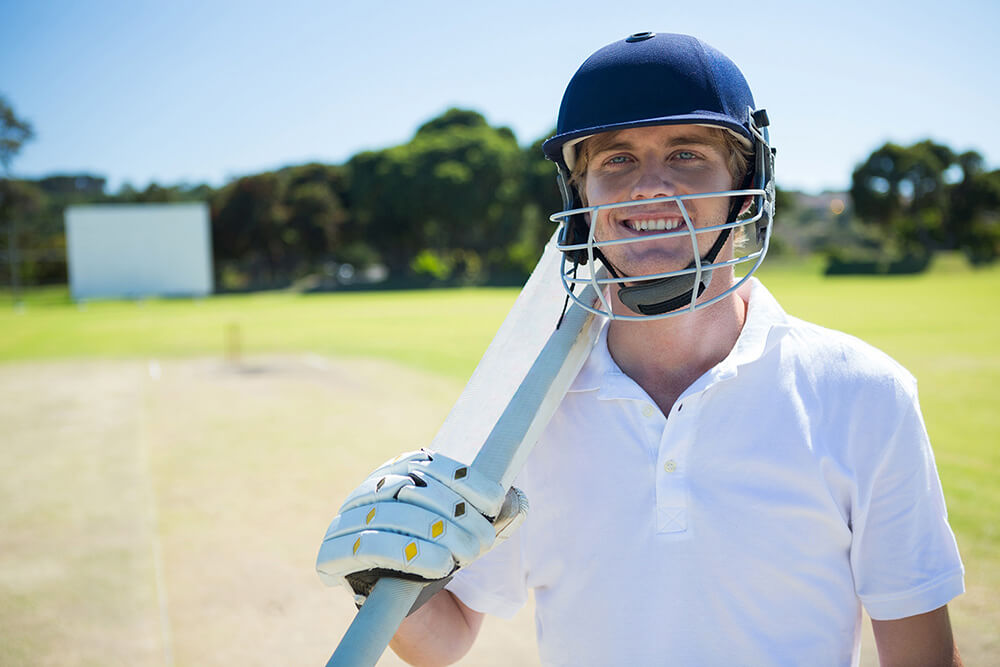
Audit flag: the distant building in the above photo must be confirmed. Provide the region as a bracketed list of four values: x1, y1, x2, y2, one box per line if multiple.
[65, 202, 213, 300]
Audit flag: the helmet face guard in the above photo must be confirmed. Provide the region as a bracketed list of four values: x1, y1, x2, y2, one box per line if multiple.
[543, 32, 776, 321]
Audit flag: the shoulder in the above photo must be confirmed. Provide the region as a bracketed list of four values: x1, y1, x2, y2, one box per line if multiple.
[775, 313, 918, 400]
[781, 315, 914, 379]
[744, 289, 936, 481]
[761, 314, 930, 470]
[740, 279, 917, 401]
[742, 281, 923, 443]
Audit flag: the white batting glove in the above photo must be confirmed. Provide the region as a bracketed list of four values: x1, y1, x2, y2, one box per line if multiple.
[316, 449, 528, 606]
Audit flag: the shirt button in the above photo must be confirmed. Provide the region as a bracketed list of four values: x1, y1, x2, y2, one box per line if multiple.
[663, 460, 677, 473]
[642, 405, 656, 418]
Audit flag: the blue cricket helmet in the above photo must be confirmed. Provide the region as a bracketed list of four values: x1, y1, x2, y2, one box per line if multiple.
[543, 32, 759, 171]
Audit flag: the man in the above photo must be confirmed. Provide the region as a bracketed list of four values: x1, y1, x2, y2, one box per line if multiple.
[318, 32, 964, 666]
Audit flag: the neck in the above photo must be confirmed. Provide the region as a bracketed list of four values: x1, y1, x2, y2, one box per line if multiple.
[606, 273, 748, 415]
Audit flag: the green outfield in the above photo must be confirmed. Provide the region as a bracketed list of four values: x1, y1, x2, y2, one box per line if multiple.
[0, 285, 519, 379]
[1, 254, 998, 665]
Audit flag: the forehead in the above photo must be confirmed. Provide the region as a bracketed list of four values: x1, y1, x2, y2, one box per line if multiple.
[585, 124, 728, 155]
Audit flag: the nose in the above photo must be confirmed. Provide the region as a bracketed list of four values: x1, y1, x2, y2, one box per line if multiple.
[630, 160, 676, 200]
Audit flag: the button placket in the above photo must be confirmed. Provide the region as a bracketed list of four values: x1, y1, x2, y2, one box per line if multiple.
[655, 398, 695, 534]
[636, 400, 665, 457]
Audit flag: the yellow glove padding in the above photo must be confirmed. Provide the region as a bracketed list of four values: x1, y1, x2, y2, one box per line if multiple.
[316, 449, 528, 603]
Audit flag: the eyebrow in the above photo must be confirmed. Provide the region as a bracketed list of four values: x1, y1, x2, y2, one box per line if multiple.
[589, 134, 722, 156]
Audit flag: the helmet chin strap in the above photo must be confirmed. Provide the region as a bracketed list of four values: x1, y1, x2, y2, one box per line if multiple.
[608, 227, 731, 316]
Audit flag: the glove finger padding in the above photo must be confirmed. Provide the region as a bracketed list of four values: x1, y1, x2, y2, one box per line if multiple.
[320, 491, 491, 572]
[318, 528, 455, 587]
[316, 449, 529, 605]
[344, 449, 508, 518]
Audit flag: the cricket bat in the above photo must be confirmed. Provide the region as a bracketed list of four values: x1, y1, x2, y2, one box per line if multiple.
[327, 235, 605, 665]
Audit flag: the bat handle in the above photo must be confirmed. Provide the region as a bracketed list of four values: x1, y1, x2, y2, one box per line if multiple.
[326, 577, 422, 666]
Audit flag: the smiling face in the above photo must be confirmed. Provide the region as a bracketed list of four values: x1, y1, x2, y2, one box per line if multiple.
[578, 124, 743, 280]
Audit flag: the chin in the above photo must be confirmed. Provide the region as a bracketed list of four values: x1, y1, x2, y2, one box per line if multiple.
[608, 249, 692, 277]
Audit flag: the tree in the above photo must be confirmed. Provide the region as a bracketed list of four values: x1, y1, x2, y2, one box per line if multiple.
[506, 133, 563, 273]
[850, 140, 954, 257]
[0, 179, 47, 280]
[212, 172, 290, 287]
[1, 96, 34, 172]
[948, 152, 1000, 264]
[851, 140, 998, 265]
[348, 108, 523, 281]
[281, 162, 351, 264]
[286, 180, 346, 264]
[1, 96, 36, 297]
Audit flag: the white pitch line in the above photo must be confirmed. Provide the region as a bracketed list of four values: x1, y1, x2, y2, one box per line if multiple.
[149, 515, 174, 667]
[140, 360, 174, 667]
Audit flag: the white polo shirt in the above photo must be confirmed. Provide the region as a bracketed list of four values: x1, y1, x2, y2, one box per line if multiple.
[447, 278, 964, 666]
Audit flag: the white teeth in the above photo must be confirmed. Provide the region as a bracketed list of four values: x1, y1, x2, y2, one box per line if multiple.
[627, 218, 682, 231]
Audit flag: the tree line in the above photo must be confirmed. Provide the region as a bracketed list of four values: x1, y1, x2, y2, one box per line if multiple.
[2, 107, 562, 290]
[2, 97, 998, 293]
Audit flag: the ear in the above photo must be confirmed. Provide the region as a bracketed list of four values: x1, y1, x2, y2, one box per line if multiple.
[731, 168, 754, 218]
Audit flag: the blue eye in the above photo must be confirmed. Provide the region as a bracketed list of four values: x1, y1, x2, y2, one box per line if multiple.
[675, 151, 697, 160]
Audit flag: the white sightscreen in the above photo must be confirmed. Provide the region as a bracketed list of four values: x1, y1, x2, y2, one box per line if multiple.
[65, 203, 213, 300]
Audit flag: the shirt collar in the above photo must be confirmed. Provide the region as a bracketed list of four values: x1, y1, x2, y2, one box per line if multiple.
[567, 278, 791, 397]
[567, 318, 615, 394]
[721, 277, 790, 375]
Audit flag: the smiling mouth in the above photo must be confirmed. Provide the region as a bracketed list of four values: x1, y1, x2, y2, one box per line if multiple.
[622, 218, 686, 232]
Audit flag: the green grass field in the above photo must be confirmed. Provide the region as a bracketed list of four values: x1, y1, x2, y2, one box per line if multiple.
[1, 253, 998, 664]
[0, 286, 520, 380]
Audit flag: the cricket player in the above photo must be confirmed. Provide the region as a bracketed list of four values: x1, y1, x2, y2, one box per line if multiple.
[317, 32, 965, 665]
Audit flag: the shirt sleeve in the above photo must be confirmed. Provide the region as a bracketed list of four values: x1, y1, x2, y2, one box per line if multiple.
[849, 379, 965, 620]
[446, 522, 529, 619]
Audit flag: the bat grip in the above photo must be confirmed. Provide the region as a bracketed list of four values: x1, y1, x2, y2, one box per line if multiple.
[325, 578, 421, 666]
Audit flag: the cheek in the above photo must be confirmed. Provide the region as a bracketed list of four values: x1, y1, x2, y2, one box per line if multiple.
[684, 166, 733, 193]
[582, 172, 621, 208]
[688, 196, 728, 223]
[582, 177, 597, 206]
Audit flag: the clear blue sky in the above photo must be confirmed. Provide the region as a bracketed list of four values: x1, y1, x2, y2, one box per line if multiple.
[3, 0, 998, 194]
